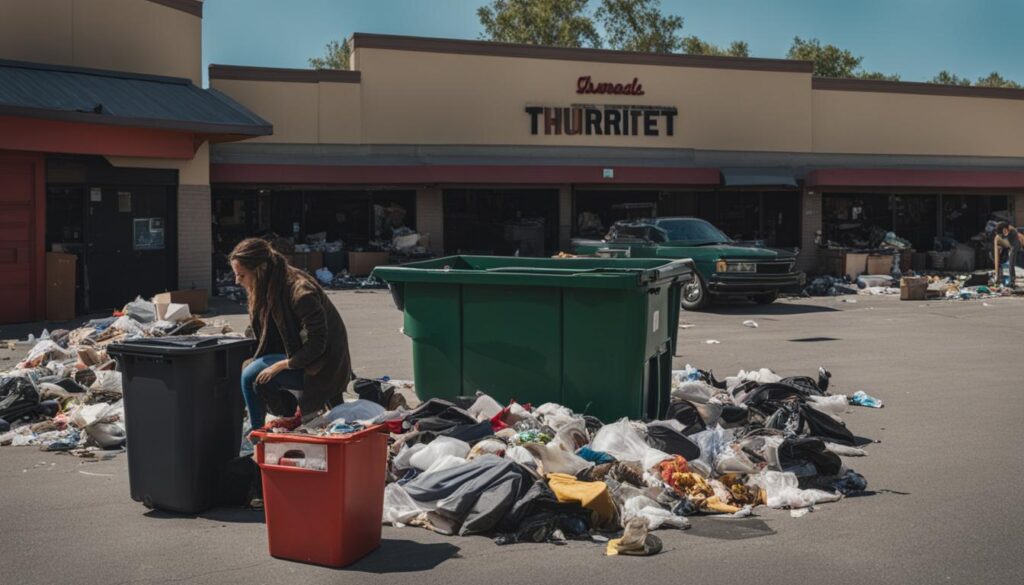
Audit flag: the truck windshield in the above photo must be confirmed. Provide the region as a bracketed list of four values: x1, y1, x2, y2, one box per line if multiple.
[656, 219, 732, 244]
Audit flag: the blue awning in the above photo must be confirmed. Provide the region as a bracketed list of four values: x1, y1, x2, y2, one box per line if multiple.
[722, 168, 798, 187]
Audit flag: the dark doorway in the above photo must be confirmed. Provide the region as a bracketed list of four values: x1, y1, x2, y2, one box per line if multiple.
[443, 189, 559, 256]
[46, 156, 178, 313]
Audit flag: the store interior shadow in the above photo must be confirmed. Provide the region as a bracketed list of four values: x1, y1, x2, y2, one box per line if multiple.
[207, 296, 248, 317]
[688, 517, 776, 541]
[343, 540, 461, 574]
[704, 302, 838, 316]
[143, 506, 266, 524]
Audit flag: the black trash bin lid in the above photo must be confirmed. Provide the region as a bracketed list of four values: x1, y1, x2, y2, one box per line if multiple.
[107, 336, 253, 356]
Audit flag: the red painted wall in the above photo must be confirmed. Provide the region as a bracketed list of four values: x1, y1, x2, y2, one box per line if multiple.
[0, 151, 45, 324]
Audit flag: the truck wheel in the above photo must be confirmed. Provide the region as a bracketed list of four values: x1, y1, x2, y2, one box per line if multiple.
[681, 274, 709, 310]
[752, 291, 778, 305]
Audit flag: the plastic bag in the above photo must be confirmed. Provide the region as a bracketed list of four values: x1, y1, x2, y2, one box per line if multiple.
[90, 371, 123, 396]
[467, 393, 503, 420]
[505, 445, 537, 466]
[382, 482, 425, 526]
[807, 395, 848, 419]
[591, 418, 671, 470]
[21, 340, 72, 367]
[83, 400, 126, 448]
[423, 454, 468, 476]
[109, 315, 145, 337]
[622, 496, 690, 530]
[671, 380, 716, 404]
[315, 267, 334, 286]
[124, 296, 156, 323]
[689, 425, 733, 472]
[307, 399, 386, 428]
[549, 418, 589, 452]
[408, 436, 471, 471]
[393, 443, 427, 470]
[521, 442, 592, 475]
[747, 470, 842, 509]
[534, 402, 573, 420]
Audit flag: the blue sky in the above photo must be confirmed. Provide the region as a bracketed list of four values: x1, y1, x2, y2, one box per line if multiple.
[202, 0, 1023, 87]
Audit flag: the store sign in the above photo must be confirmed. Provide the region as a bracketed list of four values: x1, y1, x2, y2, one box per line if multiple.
[526, 75, 676, 137]
[576, 75, 645, 96]
[525, 106, 676, 137]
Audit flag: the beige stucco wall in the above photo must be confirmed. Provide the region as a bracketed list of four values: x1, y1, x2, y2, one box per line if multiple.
[106, 141, 210, 185]
[812, 90, 1024, 157]
[354, 48, 813, 151]
[210, 78, 362, 143]
[0, 0, 201, 84]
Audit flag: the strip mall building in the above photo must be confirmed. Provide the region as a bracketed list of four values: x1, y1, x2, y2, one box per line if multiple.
[2, 0, 1023, 324]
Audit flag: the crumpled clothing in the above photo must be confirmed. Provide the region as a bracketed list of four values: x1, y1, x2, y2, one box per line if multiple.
[661, 470, 742, 514]
[575, 446, 615, 464]
[577, 460, 644, 487]
[546, 472, 618, 529]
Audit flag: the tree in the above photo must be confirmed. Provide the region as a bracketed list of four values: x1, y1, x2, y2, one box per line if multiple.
[786, 36, 862, 78]
[681, 36, 749, 57]
[975, 71, 1022, 89]
[930, 70, 972, 86]
[595, 0, 683, 53]
[477, 0, 601, 47]
[856, 71, 901, 81]
[308, 39, 351, 70]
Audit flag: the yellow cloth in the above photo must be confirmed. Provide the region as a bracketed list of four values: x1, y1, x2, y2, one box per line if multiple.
[546, 472, 618, 528]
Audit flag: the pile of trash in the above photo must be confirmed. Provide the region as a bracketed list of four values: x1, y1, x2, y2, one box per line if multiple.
[315, 268, 389, 291]
[262, 366, 884, 554]
[0, 296, 237, 455]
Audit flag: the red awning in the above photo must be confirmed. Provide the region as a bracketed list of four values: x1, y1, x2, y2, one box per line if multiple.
[210, 164, 721, 185]
[806, 168, 1024, 189]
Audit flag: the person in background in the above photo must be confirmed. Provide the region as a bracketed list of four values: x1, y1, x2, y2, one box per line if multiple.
[994, 222, 1023, 288]
[229, 238, 352, 433]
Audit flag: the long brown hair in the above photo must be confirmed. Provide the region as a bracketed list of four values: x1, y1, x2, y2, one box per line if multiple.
[229, 238, 314, 332]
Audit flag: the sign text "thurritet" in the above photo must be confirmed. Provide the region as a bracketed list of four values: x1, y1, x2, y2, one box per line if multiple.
[526, 106, 677, 136]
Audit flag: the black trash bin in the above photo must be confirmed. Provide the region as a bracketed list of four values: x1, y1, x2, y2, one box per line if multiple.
[107, 336, 255, 514]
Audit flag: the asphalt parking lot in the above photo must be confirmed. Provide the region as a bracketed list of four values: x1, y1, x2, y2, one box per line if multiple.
[1, 291, 1021, 585]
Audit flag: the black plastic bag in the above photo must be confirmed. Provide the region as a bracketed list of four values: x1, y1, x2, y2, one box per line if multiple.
[0, 377, 40, 421]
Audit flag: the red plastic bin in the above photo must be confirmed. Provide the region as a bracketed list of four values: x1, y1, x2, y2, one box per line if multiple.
[253, 426, 388, 567]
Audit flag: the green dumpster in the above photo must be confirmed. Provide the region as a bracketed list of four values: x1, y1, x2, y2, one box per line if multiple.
[373, 256, 693, 422]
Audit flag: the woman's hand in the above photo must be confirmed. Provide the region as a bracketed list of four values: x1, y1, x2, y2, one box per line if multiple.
[255, 360, 290, 385]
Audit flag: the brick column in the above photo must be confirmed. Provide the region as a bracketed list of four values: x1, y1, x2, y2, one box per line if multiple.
[797, 189, 822, 273]
[177, 184, 212, 291]
[558, 185, 572, 251]
[416, 188, 444, 255]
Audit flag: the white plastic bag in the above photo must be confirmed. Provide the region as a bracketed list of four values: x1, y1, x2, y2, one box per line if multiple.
[690, 425, 733, 471]
[392, 443, 426, 470]
[408, 436, 470, 471]
[382, 482, 425, 527]
[807, 395, 848, 419]
[23, 340, 71, 365]
[591, 418, 671, 470]
[84, 400, 126, 448]
[622, 496, 690, 530]
[505, 445, 537, 466]
[423, 454, 468, 476]
[671, 380, 716, 404]
[90, 371, 123, 396]
[748, 470, 842, 509]
[124, 296, 156, 323]
[467, 393, 503, 420]
[534, 402, 573, 419]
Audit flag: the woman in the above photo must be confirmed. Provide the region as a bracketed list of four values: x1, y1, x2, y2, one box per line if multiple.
[230, 238, 352, 431]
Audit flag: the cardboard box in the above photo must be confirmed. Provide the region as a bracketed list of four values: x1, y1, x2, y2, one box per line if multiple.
[844, 252, 869, 280]
[307, 251, 324, 271]
[866, 254, 894, 275]
[153, 289, 208, 313]
[46, 252, 77, 321]
[900, 276, 928, 301]
[348, 251, 391, 276]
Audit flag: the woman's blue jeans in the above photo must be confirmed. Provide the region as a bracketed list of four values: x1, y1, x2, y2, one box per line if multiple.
[241, 354, 304, 429]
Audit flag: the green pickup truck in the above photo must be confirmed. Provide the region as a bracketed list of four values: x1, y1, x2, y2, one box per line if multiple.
[571, 217, 805, 310]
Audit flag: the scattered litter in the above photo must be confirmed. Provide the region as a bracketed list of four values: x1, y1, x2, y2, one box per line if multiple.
[679, 323, 695, 329]
[849, 391, 884, 408]
[790, 508, 812, 518]
[77, 470, 114, 477]
[705, 340, 720, 345]
[742, 320, 759, 328]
